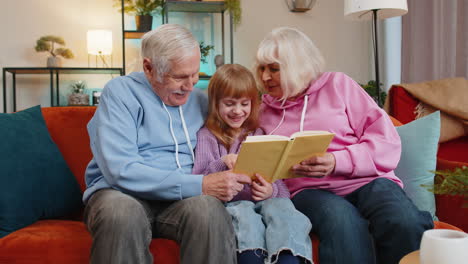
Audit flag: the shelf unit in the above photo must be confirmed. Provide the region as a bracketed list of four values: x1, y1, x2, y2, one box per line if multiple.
[2, 67, 123, 113]
[120, 0, 233, 76]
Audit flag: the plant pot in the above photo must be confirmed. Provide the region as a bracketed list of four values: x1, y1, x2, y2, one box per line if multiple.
[47, 56, 62, 67]
[68, 93, 89, 106]
[135, 15, 153, 31]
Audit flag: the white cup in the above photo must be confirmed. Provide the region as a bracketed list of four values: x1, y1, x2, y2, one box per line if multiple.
[420, 229, 468, 264]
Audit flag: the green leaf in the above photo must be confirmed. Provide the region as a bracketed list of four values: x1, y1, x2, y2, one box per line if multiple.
[423, 166, 468, 198]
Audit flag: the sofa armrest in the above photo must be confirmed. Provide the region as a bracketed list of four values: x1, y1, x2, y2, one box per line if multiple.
[388, 85, 419, 124]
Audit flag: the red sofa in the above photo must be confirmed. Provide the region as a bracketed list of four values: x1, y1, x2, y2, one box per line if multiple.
[0, 106, 463, 264]
[388, 85, 468, 231]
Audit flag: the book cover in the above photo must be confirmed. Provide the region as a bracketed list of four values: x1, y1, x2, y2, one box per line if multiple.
[233, 131, 334, 182]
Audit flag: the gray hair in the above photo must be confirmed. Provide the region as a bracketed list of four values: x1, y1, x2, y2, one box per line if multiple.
[254, 27, 325, 100]
[141, 24, 199, 81]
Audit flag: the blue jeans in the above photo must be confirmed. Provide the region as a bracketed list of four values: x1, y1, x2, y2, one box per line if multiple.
[226, 198, 312, 263]
[292, 178, 433, 264]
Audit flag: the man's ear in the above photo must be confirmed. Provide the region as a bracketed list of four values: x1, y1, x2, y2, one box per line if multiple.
[142, 58, 153, 75]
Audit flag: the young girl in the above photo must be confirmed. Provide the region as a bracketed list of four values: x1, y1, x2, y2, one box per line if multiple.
[193, 64, 312, 264]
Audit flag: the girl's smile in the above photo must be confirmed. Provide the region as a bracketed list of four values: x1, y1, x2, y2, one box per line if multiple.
[219, 97, 252, 129]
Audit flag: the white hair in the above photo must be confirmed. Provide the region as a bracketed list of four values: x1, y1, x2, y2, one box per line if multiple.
[141, 24, 199, 81]
[254, 27, 325, 99]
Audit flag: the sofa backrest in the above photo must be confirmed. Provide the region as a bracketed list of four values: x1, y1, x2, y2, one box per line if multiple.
[42, 107, 96, 192]
[39, 106, 403, 194]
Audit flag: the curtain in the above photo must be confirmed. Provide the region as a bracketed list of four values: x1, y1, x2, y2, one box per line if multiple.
[401, 0, 468, 83]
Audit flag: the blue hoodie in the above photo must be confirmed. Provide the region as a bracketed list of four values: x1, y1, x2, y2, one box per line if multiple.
[83, 72, 208, 202]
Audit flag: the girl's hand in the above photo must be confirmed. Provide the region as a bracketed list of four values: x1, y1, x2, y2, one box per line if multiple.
[292, 153, 336, 178]
[251, 174, 273, 201]
[221, 154, 238, 170]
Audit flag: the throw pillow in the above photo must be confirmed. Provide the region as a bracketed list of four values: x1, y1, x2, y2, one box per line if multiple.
[395, 111, 440, 220]
[0, 105, 82, 238]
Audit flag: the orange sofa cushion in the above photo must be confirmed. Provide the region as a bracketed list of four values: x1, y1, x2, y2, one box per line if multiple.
[0, 220, 180, 264]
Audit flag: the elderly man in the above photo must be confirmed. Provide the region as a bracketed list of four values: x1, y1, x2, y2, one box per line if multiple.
[83, 24, 251, 264]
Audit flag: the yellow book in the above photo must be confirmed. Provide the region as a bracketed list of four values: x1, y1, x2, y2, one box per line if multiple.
[233, 131, 335, 182]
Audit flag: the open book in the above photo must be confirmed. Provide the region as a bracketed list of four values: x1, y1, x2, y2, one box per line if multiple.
[233, 131, 334, 183]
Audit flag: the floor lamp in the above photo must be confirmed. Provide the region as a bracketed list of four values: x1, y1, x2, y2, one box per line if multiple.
[344, 0, 408, 107]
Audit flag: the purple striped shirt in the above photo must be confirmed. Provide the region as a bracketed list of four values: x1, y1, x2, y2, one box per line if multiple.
[193, 126, 290, 201]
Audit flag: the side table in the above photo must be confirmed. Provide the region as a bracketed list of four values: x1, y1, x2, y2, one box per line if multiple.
[399, 250, 419, 264]
[2, 67, 123, 113]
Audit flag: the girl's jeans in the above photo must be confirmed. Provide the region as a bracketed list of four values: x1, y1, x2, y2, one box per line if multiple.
[226, 198, 313, 263]
[292, 178, 434, 264]
[84, 189, 237, 264]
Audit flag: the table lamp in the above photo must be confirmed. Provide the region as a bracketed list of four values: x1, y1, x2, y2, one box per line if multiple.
[344, 0, 408, 106]
[87, 30, 113, 68]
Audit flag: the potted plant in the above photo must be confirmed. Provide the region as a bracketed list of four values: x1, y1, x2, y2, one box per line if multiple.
[199, 41, 214, 64]
[360, 80, 386, 106]
[225, 0, 242, 28]
[34, 35, 74, 67]
[423, 166, 468, 208]
[68, 81, 89, 106]
[113, 0, 163, 31]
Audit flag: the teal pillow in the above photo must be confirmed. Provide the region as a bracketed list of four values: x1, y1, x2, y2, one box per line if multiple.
[395, 111, 440, 220]
[0, 105, 82, 238]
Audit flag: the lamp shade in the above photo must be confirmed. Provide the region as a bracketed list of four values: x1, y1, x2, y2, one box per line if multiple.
[87, 30, 113, 55]
[344, 0, 408, 20]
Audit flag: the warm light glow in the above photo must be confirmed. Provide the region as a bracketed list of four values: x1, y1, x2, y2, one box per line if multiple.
[87, 30, 113, 55]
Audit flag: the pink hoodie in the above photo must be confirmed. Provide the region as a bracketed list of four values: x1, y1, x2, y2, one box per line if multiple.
[260, 72, 403, 197]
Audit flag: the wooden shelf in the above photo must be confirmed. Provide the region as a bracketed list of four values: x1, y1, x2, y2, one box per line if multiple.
[164, 1, 226, 13]
[4, 67, 123, 75]
[124, 31, 147, 39]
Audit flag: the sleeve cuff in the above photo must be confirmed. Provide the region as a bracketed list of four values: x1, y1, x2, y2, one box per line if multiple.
[332, 150, 354, 176]
[180, 173, 204, 199]
[207, 159, 228, 174]
[271, 182, 279, 198]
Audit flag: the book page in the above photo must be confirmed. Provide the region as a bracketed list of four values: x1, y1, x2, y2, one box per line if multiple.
[245, 135, 289, 142]
[290, 130, 330, 138]
[273, 133, 334, 181]
[233, 140, 289, 182]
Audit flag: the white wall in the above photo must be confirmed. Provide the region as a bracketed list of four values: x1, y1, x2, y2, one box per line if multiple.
[0, 0, 373, 113]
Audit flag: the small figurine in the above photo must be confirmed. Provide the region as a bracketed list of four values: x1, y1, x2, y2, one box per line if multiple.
[214, 54, 224, 70]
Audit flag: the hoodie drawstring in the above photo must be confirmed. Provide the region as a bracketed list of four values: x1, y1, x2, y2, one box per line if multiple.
[269, 95, 309, 135]
[162, 103, 195, 169]
[162, 102, 181, 168]
[269, 109, 286, 135]
[179, 106, 195, 162]
[300, 95, 308, 132]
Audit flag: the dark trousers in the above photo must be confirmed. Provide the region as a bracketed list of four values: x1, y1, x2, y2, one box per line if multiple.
[84, 189, 237, 264]
[292, 178, 434, 264]
[238, 249, 306, 264]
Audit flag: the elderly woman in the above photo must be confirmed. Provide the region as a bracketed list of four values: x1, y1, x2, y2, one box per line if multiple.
[254, 27, 434, 264]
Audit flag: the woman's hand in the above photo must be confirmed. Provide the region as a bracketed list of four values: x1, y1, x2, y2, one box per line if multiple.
[221, 154, 238, 170]
[251, 174, 273, 201]
[292, 153, 336, 178]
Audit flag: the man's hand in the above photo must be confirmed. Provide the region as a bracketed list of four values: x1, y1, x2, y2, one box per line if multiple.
[251, 174, 273, 201]
[221, 154, 238, 170]
[202, 171, 251, 202]
[292, 153, 336, 178]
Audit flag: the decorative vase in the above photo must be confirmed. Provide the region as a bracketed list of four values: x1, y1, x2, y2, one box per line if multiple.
[47, 56, 62, 67]
[135, 15, 153, 31]
[68, 93, 90, 106]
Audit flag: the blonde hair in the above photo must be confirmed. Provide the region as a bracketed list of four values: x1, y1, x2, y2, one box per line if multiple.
[205, 64, 260, 149]
[254, 27, 325, 100]
[141, 24, 199, 81]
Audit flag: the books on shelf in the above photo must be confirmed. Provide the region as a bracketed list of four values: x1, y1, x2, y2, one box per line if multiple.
[233, 130, 334, 182]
